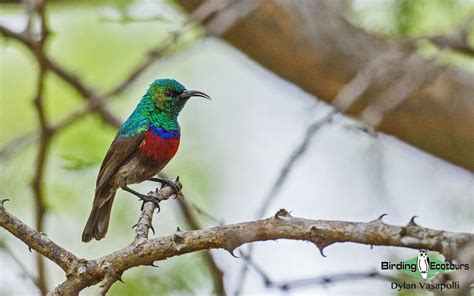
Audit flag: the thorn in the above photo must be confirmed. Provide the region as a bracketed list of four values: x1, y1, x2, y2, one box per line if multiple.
[274, 209, 290, 219]
[0, 199, 9, 206]
[40, 232, 47, 236]
[375, 213, 388, 222]
[131, 223, 137, 229]
[149, 262, 159, 268]
[176, 226, 182, 232]
[408, 216, 419, 226]
[175, 176, 180, 183]
[149, 224, 155, 235]
[117, 276, 124, 283]
[318, 247, 327, 257]
[225, 248, 239, 258]
[28, 246, 32, 252]
[370, 244, 374, 250]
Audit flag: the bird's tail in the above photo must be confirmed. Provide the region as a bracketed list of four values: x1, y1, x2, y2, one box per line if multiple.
[82, 191, 116, 242]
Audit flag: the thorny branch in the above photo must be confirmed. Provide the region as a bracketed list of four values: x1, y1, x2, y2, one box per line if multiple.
[0, 199, 79, 273]
[96, 181, 183, 296]
[1, 199, 473, 295]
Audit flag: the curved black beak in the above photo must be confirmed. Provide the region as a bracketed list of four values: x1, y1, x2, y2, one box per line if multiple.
[178, 89, 212, 100]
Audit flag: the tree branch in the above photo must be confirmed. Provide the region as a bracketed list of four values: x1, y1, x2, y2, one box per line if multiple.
[0, 200, 78, 273]
[2, 196, 473, 295]
[133, 180, 182, 244]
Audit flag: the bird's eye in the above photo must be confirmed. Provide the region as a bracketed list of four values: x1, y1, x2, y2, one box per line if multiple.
[165, 90, 173, 97]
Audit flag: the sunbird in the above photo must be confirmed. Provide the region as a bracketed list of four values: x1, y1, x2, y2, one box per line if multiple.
[82, 79, 210, 242]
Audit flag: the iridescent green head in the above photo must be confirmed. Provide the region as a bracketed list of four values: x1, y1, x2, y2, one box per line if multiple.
[121, 79, 210, 135]
[146, 79, 211, 117]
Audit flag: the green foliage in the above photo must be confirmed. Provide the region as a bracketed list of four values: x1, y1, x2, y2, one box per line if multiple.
[350, 0, 474, 37]
[0, 2, 209, 294]
[394, 0, 468, 37]
[61, 154, 102, 171]
[349, 0, 474, 70]
[107, 254, 211, 295]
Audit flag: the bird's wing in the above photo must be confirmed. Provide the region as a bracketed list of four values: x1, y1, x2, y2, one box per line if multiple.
[96, 132, 146, 193]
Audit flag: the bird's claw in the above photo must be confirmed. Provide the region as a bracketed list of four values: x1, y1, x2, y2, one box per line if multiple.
[139, 194, 161, 212]
[149, 177, 181, 195]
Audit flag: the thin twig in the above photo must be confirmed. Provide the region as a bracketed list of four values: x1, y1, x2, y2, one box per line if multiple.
[0, 241, 41, 289]
[408, 15, 474, 57]
[159, 173, 226, 295]
[175, 195, 226, 295]
[239, 250, 396, 291]
[234, 48, 413, 295]
[0, 24, 121, 128]
[0, 0, 237, 163]
[29, 0, 51, 292]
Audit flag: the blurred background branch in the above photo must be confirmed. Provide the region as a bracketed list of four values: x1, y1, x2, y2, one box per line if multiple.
[178, 0, 474, 170]
[239, 250, 399, 292]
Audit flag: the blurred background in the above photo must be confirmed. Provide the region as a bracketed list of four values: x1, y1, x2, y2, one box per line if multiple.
[0, 0, 473, 295]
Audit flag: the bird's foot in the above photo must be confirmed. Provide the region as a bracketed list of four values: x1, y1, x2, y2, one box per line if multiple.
[148, 177, 180, 195]
[122, 185, 161, 212]
[139, 194, 161, 212]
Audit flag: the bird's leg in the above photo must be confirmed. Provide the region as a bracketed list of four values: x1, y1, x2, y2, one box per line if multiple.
[122, 185, 161, 212]
[148, 177, 180, 195]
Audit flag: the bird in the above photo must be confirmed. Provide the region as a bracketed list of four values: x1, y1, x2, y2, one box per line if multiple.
[82, 78, 210, 242]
